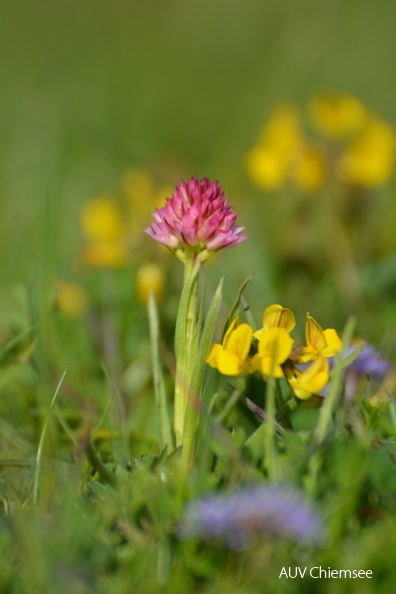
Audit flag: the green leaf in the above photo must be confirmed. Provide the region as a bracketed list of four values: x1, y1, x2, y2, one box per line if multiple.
[244, 422, 267, 462]
[333, 339, 366, 373]
[216, 378, 246, 423]
[174, 259, 201, 445]
[181, 276, 223, 469]
[192, 277, 224, 400]
[222, 273, 255, 339]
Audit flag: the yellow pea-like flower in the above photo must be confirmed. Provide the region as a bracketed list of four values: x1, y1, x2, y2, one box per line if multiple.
[298, 314, 342, 363]
[255, 304, 296, 339]
[207, 319, 254, 377]
[251, 327, 294, 380]
[285, 356, 329, 400]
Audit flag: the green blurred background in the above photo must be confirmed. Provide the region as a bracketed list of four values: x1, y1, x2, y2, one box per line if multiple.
[1, 0, 396, 340]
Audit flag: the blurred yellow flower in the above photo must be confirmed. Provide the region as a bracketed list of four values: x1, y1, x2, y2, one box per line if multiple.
[207, 318, 253, 377]
[259, 104, 303, 153]
[309, 93, 367, 140]
[80, 168, 174, 269]
[251, 327, 294, 379]
[55, 281, 89, 317]
[81, 196, 125, 242]
[298, 314, 342, 363]
[246, 93, 395, 196]
[136, 262, 165, 306]
[285, 355, 329, 400]
[80, 195, 129, 268]
[338, 118, 396, 187]
[245, 145, 290, 190]
[245, 105, 304, 190]
[291, 145, 326, 191]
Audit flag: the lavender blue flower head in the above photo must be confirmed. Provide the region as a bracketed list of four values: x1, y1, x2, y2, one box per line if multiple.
[344, 344, 392, 398]
[145, 177, 246, 262]
[179, 484, 324, 551]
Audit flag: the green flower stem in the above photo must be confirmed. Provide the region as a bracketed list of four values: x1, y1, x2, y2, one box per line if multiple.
[181, 277, 223, 470]
[183, 256, 199, 377]
[275, 379, 293, 430]
[276, 397, 298, 423]
[174, 256, 200, 447]
[216, 378, 245, 424]
[265, 376, 280, 481]
[85, 440, 118, 488]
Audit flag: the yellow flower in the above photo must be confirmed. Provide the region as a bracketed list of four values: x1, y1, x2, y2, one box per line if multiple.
[338, 118, 395, 187]
[254, 304, 296, 343]
[136, 262, 165, 306]
[291, 145, 326, 191]
[298, 314, 342, 363]
[285, 356, 329, 400]
[245, 105, 304, 190]
[54, 281, 89, 317]
[309, 93, 367, 140]
[259, 104, 303, 153]
[245, 145, 290, 190]
[81, 196, 125, 242]
[207, 319, 253, 377]
[80, 195, 131, 268]
[251, 327, 294, 379]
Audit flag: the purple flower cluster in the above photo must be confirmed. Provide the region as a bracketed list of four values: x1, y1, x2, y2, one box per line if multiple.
[179, 484, 324, 551]
[145, 177, 246, 260]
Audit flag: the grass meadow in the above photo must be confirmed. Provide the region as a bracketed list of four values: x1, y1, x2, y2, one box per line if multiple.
[1, 1, 396, 592]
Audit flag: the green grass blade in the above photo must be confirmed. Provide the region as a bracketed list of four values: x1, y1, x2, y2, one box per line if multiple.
[240, 294, 258, 331]
[148, 291, 174, 453]
[314, 316, 357, 446]
[222, 273, 255, 339]
[33, 365, 68, 504]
